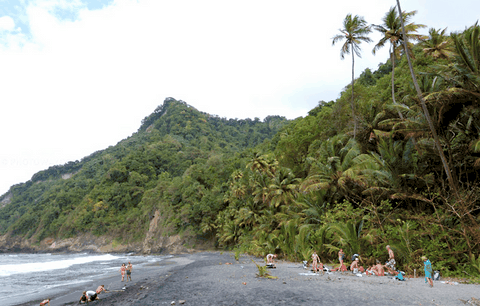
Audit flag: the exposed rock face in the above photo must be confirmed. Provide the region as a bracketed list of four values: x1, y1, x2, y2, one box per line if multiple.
[0, 209, 190, 254]
[142, 210, 188, 254]
[0, 192, 12, 208]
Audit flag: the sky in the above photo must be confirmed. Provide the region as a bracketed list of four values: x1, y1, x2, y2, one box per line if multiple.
[0, 0, 479, 196]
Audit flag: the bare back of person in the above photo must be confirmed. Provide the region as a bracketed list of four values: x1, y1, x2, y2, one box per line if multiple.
[375, 263, 385, 276]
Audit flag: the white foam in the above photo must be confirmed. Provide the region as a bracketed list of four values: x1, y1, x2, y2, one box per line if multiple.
[0, 254, 120, 276]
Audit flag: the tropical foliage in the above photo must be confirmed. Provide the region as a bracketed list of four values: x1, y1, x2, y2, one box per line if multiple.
[1, 8, 480, 280]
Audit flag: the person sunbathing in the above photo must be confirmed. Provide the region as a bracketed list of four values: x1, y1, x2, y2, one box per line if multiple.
[39, 298, 50, 306]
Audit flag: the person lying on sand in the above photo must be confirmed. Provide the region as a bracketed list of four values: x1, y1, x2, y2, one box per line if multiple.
[39, 298, 50, 306]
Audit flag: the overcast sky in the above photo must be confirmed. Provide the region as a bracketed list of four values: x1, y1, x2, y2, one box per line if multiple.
[0, 0, 478, 195]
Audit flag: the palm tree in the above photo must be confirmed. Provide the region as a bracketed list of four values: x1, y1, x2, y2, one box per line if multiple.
[326, 219, 373, 256]
[301, 135, 367, 204]
[332, 14, 372, 138]
[422, 27, 453, 59]
[395, 0, 458, 197]
[372, 6, 426, 119]
[268, 168, 299, 208]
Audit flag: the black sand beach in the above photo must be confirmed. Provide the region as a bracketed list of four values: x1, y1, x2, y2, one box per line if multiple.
[20, 252, 480, 306]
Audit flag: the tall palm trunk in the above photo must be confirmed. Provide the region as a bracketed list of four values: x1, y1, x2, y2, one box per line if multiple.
[390, 45, 404, 119]
[396, 0, 458, 197]
[351, 42, 357, 138]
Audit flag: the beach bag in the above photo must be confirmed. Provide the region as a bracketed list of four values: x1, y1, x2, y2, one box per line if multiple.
[433, 271, 440, 281]
[395, 273, 405, 281]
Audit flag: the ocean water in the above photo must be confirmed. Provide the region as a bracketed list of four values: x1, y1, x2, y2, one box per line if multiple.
[0, 252, 168, 306]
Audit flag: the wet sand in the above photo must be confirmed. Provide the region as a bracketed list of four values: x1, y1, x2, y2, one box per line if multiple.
[19, 251, 480, 306]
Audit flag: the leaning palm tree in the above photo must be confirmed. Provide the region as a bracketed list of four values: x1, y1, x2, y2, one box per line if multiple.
[332, 14, 372, 138]
[395, 0, 458, 197]
[372, 6, 426, 119]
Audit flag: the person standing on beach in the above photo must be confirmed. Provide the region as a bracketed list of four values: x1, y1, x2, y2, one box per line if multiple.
[422, 256, 434, 287]
[338, 249, 345, 268]
[311, 251, 320, 273]
[126, 261, 133, 282]
[386, 245, 396, 271]
[39, 298, 50, 306]
[119, 263, 126, 282]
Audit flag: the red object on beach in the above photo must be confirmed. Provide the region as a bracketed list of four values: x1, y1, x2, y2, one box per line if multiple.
[242, 282, 247, 285]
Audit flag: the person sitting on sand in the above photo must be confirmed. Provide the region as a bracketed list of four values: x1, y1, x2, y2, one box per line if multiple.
[126, 261, 133, 282]
[119, 263, 126, 282]
[374, 260, 385, 276]
[266, 253, 277, 267]
[311, 251, 320, 273]
[39, 298, 50, 306]
[96, 285, 108, 295]
[350, 257, 360, 273]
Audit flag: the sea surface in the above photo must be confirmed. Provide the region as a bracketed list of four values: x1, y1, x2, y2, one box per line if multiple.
[0, 252, 168, 306]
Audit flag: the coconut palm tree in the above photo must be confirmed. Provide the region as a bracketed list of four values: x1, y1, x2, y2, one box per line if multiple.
[422, 27, 454, 59]
[301, 135, 367, 204]
[332, 14, 372, 138]
[372, 6, 426, 119]
[395, 0, 458, 197]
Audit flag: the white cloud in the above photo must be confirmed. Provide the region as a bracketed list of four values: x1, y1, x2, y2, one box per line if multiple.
[0, 0, 479, 195]
[0, 16, 15, 31]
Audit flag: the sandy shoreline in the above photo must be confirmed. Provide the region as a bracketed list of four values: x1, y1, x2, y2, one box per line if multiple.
[18, 251, 480, 306]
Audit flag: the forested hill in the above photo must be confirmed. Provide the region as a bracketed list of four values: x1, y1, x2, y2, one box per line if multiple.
[0, 98, 289, 244]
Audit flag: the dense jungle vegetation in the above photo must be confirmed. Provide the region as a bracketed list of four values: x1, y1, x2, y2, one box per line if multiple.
[1, 6, 480, 279]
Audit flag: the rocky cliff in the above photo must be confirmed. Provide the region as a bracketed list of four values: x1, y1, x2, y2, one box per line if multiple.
[0, 210, 204, 254]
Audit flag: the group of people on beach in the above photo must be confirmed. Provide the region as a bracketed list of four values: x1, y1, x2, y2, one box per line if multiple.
[120, 261, 133, 282]
[266, 244, 434, 287]
[76, 261, 132, 304]
[40, 261, 134, 305]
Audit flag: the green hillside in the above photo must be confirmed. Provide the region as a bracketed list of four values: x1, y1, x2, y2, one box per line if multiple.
[0, 98, 289, 243]
[1, 16, 480, 280]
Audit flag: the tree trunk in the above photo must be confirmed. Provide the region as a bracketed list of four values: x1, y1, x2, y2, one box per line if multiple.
[396, 0, 458, 197]
[390, 45, 404, 119]
[351, 42, 357, 138]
